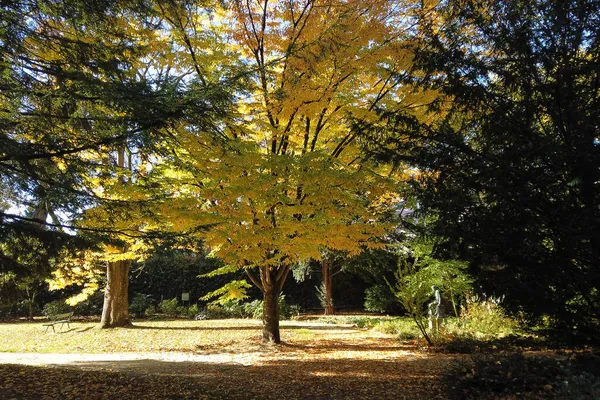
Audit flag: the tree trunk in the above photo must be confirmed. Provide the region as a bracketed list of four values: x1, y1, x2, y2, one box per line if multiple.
[412, 313, 433, 346]
[254, 264, 290, 344]
[450, 289, 459, 319]
[262, 287, 280, 344]
[100, 259, 131, 328]
[27, 291, 35, 321]
[322, 259, 334, 315]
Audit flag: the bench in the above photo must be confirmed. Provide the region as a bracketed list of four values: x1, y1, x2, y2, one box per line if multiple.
[43, 312, 73, 333]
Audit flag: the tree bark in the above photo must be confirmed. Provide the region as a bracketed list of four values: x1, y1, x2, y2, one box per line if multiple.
[100, 259, 132, 328]
[322, 259, 334, 315]
[258, 264, 290, 344]
[262, 287, 280, 344]
[27, 291, 35, 321]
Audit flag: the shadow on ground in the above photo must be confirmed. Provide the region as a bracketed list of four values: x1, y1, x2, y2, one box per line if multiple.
[0, 356, 452, 400]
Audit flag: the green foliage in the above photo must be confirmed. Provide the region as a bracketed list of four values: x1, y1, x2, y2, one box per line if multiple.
[348, 316, 379, 329]
[129, 250, 228, 309]
[373, 319, 421, 340]
[363, 285, 396, 313]
[202, 296, 300, 320]
[152, 301, 199, 319]
[344, 316, 421, 340]
[458, 295, 519, 338]
[387, 241, 473, 344]
[200, 280, 251, 305]
[144, 305, 156, 317]
[243, 300, 264, 320]
[278, 296, 301, 320]
[158, 298, 180, 316]
[204, 301, 245, 319]
[315, 282, 329, 310]
[183, 304, 199, 319]
[42, 300, 72, 316]
[72, 291, 103, 316]
[129, 294, 154, 318]
[365, 0, 600, 339]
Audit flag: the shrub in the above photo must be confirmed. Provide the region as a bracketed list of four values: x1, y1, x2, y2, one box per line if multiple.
[288, 304, 302, 319]
[204, 303, 226, 319]
[202, 296, 300, 320]
[375, 319, 421, 340]
[183, 304, 199, 318]
[278, 295, 300, 320]
[243, 300, 263, 319]
[459, 295, 519, 338]
[42, 299, 72, 316]
[144, 305, 156, 317]
[348, 316, 378, 329]
[129, 294, 154, 318]
[364, 285, 395, 313]
[220, 301, 247, 318]
[158, 298, 180, 316]
[73, 291, 104, 316]
[16, 299, 40, 318]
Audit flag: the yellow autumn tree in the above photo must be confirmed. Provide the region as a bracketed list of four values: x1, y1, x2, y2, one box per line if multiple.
[146, 0, 426, 343]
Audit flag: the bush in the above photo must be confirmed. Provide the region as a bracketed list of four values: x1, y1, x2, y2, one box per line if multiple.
[220, 301, 247, 318]
[348, 316, 379, 329]
[278, 295, 301, 320]
[16, 299, 40, 318]
[204, 301, 251, 319]
[183, 304, 199, 318]
[129, 294, 154, 318]
[202, 296, 301, 320]
[204, 303, 227, 319]
[459, 295, 519, 338]
[374, 319, 421, 340]
[42, 300, 72, 316]
[73, 291, 104, 316]
[158, 298, 180, 316]
[364, 285, 395, 313]
[243, 300, 263, 319]
[144, 305, 156, 317]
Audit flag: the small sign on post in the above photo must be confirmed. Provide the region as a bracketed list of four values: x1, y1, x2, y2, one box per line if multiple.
[181, 292, 190, 305]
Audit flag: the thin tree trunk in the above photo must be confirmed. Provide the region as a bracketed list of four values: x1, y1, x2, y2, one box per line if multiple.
[322, 259, 334, 315]
[28, 291, 35, 321]
[450, 289, 459, 319]
[100, 259, 132, 328]
[412, 314, 433, 346]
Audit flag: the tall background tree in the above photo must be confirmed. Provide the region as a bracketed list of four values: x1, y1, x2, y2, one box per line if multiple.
[0, 0, 231, 326]
[362, 0, 600, 339]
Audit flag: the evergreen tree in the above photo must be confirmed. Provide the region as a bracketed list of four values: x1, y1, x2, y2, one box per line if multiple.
[362, 0, 600, 338]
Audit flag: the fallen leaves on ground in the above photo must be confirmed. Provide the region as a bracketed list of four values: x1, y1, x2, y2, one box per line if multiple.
[1, 319, 595, 399]
[0, 319, 455, 399]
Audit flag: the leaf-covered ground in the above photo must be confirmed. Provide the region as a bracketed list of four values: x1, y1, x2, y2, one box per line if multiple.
[0, 318, 596, 399]
[0, 318, 454, 399]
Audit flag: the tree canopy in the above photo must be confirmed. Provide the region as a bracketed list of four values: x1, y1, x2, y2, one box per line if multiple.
[2, 0, 599, 343]
[361, 0, 600, 337]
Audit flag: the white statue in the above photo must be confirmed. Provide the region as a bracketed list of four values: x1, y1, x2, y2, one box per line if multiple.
[428, 285, 442, 331]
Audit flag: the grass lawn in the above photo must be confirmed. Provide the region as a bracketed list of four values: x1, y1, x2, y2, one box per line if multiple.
[0, 317, 384, 353]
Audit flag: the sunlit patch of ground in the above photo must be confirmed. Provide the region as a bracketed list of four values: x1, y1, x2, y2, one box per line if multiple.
[0, 318, 456, 399]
